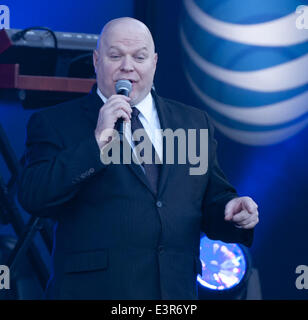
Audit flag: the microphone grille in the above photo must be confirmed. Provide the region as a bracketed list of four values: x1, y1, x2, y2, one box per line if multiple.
[115, 79, 132, 94]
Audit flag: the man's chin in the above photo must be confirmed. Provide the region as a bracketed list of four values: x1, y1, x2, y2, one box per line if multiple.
[129, 92, 149, 106]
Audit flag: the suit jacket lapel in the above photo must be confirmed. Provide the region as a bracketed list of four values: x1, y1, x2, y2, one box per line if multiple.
[152, 91, 178, 197]
[82, 84, 103, 127]
[123, 138, 155, 193]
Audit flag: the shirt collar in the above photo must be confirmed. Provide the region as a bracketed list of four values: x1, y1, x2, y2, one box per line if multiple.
[96, 87, 155, 124]
[96, 87, 107, 103]
[134, 92, 154, 124]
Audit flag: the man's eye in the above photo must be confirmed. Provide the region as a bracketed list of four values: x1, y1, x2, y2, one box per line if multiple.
[110, 55, 120, 59]
[135, 56, 145, 61]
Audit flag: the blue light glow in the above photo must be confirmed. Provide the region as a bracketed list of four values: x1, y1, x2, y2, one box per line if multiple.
[197, 235, 247, 290]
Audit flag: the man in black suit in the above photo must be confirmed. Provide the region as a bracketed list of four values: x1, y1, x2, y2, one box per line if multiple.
[18, 17, 259, 299]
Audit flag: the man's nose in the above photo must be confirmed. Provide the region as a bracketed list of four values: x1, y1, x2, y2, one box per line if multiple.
[120, 55, 134, 72]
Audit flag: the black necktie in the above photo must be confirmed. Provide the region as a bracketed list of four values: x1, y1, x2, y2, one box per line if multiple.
[130, 107, 161, 193]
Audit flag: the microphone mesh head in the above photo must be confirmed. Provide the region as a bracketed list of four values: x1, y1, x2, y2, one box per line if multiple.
[115, 80, 132, 95]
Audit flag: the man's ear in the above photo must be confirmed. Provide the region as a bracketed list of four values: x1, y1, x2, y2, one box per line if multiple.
[152, 52, 158, 73]
[93, 50, 98, 73]
[154, 53, 158, 66]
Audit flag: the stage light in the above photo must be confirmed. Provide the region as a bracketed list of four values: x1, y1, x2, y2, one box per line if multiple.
[197, 234, 251, 299]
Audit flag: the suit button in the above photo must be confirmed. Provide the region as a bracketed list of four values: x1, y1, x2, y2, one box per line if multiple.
[89, 168, 95, 174]
[156, 201, 163, 208]
[158, 246, 164, 253]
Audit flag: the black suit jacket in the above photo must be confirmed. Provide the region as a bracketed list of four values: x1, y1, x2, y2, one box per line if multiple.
[18, 86, 253, 299]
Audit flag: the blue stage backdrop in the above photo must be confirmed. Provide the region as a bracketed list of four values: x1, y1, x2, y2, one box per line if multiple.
[184, 0, 308, 299]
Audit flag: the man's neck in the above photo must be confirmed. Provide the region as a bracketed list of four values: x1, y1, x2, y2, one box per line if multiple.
[96, 87, 108, 103]
[96, 87, 153, 111]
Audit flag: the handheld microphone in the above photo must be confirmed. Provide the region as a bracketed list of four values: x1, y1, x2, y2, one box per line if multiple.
[115, 80, 132, 138]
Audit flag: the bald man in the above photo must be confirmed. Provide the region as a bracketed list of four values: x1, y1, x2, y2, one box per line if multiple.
[18, 17, 258, 300]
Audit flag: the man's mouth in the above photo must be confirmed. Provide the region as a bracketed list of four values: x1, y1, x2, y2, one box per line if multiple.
[116, 79, 138, 83]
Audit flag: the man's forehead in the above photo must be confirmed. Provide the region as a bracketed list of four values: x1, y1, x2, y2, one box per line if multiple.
[105, 34, 151, 50]
[108, 44, 149, 51]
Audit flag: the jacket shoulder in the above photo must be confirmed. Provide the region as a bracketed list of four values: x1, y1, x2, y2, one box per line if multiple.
[157, 95, 212, 127]
[32, 95, 88, 122]
[162, 96, 205, 114]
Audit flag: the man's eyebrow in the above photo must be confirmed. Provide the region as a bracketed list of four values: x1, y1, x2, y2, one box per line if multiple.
[108, 46, 121, 51]
[136, 47, 148, 51]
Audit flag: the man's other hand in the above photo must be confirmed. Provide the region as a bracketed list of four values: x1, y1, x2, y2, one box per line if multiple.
[224, 196, 259, 229]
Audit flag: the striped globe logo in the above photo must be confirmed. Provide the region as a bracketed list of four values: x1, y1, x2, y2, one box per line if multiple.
[180, 0, 308, 145]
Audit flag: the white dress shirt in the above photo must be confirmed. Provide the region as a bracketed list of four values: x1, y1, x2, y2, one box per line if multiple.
[96, 87, 163, 163]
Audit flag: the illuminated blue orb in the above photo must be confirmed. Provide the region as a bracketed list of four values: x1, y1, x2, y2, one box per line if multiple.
[197, 235, 247, 290]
